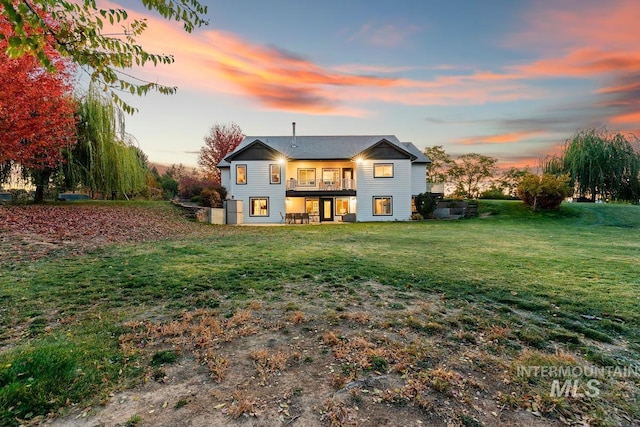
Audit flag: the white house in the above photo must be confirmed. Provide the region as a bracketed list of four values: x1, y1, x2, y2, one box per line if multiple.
[219, 133, 430, 224]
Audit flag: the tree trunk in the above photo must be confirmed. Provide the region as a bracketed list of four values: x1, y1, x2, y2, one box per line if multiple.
[33, 169, 52, 203]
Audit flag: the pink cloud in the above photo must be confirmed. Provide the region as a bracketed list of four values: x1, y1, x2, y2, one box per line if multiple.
[511, 0, 640, 52]
[456, 131, 547, 146]
[511, 48, 640, 79]
[610, 111, 640, 124]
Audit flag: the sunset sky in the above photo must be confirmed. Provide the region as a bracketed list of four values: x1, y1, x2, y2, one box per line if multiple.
[109, 0, 640, 169]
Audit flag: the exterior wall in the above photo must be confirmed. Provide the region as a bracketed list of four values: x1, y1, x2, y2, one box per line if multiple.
[220, 167, 230, 190]
[411, 163, 427, 196]
[355, 159, 413, 222]
[227, 160, 286, 224]
[224, 158, 414, 223]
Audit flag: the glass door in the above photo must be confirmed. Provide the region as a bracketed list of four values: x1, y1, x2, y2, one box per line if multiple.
[320, 198, 334, 222]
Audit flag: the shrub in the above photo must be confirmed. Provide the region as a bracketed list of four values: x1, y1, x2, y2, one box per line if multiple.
[213, 185, 227, 201]
[413, 192, 439, 218]
[517, 173, 571, 210]
[479, 185, 513, 200]
[200, 188, 221, 207]
[177, 173, 217, 200]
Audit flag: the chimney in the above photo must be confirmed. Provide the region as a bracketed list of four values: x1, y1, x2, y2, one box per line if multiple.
[291, 122, 297, 148]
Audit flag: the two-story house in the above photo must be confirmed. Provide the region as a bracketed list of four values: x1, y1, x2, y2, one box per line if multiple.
[219, 132, 430, 224]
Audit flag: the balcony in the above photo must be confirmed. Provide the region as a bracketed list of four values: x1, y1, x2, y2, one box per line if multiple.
[286, 178, 357, 196]
[286, 178, 356, 191]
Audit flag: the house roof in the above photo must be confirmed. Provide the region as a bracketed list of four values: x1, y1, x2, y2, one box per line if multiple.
[219, 135, 430, 166]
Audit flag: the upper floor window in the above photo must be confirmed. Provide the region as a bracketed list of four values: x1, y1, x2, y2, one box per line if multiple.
[270, 164, 281, 184]
[322, 168, 340, 186]
[374, 163, 394, 178]
[236, 164, 247, 184]
[297, 168, 316, 187]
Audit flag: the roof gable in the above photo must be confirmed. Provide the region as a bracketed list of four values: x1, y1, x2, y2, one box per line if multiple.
[222, 135, 427, 163]
[358, 139, 416, 161]
[224, 139, 283, 162]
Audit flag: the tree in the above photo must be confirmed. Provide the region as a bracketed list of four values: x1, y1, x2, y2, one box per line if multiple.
[0, 15, 76, 202]
[517, 173, 571, 211]
[559, 128, 640, 202]
[0, 0, 208, 113]
[448, 153, 498, 199]
[499, 167, 530, 197]
[63, 84, 149, 198]
[423, 145, 454, 183]
[198, 122, 244, 185]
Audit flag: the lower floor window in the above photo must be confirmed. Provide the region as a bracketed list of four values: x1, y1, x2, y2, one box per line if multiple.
[250, 197, 269, 216]
[373, 196, 392, 216]
[335, 197, 350, 215]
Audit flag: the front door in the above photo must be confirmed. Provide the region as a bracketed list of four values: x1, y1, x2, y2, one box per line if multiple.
[320, 198, 334, 222]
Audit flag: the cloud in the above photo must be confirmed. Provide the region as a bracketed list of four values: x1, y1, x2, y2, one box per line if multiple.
[511, 49, 640, 79]
[456, 131, 547, 145]
[117, 10, 537, 114]
[104, 0, 640, 121]
[348, 21, 422, 48]
[333, 64, 460, 75]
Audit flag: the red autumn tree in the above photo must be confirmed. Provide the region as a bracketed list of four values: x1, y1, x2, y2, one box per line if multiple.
[198, 122, 244, 185]
[0, 12, 77, 201]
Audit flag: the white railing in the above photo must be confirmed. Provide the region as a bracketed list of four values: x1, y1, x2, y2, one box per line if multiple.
[286, 178, 356, 191]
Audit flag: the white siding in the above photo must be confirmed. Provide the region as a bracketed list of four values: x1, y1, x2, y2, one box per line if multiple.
[411, 164, 427, 196]
[227, 161, 286, 224]
[220, 167, 230, 189]
[355, 159, 412, 222]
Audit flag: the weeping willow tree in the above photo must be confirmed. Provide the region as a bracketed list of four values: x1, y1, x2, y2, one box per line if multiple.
[63, 85, 150, 198]
[543, 128, 640, 202]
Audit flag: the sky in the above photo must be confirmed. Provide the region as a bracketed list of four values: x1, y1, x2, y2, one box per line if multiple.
[102, 0, 640, 170]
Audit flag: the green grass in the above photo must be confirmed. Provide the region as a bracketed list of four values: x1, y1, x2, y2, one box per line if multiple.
[1, 200, 639, 425]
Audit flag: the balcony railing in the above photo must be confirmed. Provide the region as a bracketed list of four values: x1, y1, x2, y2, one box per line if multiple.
[286, 178, 356, 191]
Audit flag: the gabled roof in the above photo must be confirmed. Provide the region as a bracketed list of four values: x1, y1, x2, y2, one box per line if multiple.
[220, 135, 430, 166]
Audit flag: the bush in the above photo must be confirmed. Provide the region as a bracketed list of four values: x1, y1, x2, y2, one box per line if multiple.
[479, 185, 513, 200]
[177, 174, 216, 200]
[213, 185, 227, 201]
[200, 188, 221, 207]
[413, 193, 439, 218]
[517, 173, 571, 210]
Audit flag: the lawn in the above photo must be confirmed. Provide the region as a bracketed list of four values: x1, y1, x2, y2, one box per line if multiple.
[1, 200, 639, 426]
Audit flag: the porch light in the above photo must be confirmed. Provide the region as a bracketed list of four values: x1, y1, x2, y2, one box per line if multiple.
[354, 156, 364, 164]
[278, 156, 286, 164]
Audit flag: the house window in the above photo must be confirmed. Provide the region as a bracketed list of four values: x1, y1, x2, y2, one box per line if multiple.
[322, 168, 340, 188]
[374, 163, 394, 178]
[250, 197, 269, 216]
[270, 164, 281, 184]
[297, 168, 316, 187]
[236, 164, 247, 184]
[335, 197, 350, 215]
[305, 198, 319, 215]
[373, 196, 393, 216]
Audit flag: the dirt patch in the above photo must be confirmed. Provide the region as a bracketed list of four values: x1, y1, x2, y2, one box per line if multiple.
[43, 282, 568, 427]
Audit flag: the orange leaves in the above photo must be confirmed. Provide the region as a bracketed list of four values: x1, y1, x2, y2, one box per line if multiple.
[0, 16, 76, 170]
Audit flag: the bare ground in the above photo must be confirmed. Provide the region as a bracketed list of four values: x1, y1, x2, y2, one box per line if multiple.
[43, 282, 560, 427]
